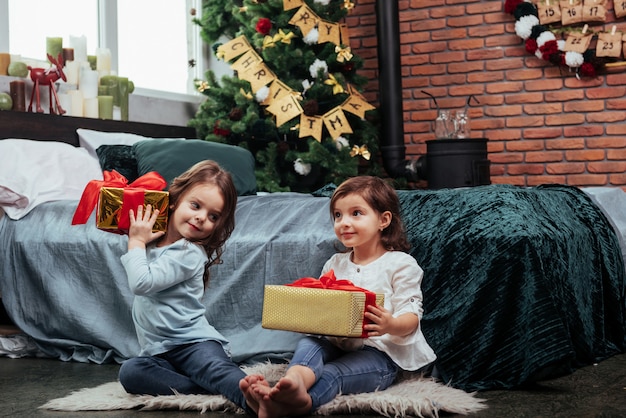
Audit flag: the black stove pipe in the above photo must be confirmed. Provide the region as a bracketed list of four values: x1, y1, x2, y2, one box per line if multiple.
[375, 0, 421, 181]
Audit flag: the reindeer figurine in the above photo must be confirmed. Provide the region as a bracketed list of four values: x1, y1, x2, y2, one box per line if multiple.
[28, 53, 67, 115]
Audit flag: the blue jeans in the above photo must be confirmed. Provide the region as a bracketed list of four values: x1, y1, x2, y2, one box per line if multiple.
[290, 336, 399, 411]
[118, 340, 247, 410]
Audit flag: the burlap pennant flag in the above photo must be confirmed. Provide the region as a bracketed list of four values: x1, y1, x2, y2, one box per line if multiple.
[299, 114, 324, 142]
[323, 107, 353, 139]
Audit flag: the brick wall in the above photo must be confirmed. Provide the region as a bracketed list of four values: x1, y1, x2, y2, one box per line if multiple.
[347, 0, 626, 189]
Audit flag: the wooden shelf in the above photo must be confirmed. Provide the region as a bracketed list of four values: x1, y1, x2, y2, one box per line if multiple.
[0, 110, 197, 146]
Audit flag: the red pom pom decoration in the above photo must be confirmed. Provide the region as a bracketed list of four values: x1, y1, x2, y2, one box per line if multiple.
[255, 18, 272, 36]
[525, 38, 538, 54]
[504, 0, 524, 14]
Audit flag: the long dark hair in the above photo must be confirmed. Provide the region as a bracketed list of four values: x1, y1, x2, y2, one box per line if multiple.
[329, 176, 410, 253]
[167, 160, 237, 287]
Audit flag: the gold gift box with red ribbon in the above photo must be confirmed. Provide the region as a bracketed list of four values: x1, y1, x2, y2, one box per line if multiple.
[72, 170, 169, 235]
[261, 270, 384, 338]
[97, 187, 168, 233]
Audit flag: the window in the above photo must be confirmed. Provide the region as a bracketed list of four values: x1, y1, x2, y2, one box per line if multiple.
[1, 0, 207, 98]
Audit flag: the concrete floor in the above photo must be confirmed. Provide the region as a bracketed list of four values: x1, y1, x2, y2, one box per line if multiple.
[1, 346, 625, 418]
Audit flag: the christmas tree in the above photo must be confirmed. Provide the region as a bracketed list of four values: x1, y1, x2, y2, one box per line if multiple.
[190, 0, 381, 192]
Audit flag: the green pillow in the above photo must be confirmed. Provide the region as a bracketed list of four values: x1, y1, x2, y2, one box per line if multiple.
[133, 139, 257, 195]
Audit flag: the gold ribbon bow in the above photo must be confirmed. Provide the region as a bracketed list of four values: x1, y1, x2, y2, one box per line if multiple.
[240, 88, 253, 100]
[263, 35, 276, 49]
[274, 29, 295, 44]
[335, 46, 353, 63]
[324, 74, 345, 95]
[350, 145, 371, 160]
[196, 80, 210, 93]
[343, 0, 355, 11]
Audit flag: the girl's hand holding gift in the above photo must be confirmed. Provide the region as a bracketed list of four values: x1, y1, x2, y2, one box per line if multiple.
[127, 204, 165, 249]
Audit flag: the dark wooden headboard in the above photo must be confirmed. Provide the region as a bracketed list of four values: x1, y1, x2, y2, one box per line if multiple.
[0, 111, 197, 146]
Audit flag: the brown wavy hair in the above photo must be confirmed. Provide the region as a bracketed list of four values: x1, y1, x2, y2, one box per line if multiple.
[167, 160, 237, 287]
[329, 176, 410, 253]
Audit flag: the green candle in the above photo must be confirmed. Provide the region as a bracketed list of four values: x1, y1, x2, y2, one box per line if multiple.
[87, 55, 97, 70]
[99, 75, 120, 106]
[98, 95, 114, 120]
[46, 37, 63, 62]
[118, 77, 129, 121]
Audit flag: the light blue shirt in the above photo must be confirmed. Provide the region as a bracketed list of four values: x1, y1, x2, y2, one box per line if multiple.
[121, 239, 228, 356]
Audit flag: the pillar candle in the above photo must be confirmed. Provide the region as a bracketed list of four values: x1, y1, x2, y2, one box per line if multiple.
[46, 37, 63, 61]
[83, 97, 99, 118]
[87, 55, 97, 70]
[62, 48, 74, 63]
[79, 69, 99, 99]
[57, 93, 71, 116]
[98, 95, 113, 120]
[99, 75, 119, 105]
[68, 90, 83, 117]
[96, 48, 111, 77]
[69, 35, 87, 62]
[0, 53, 10, 75]
[9, 80, 26, 112]
[117, 77, 130, 121]
[64, 60, 80, 85]
[112, 106, 121, 121]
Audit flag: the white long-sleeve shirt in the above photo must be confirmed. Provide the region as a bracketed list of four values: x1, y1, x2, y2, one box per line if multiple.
[321, 251, 437, 371]
[121, 239, 228, 356]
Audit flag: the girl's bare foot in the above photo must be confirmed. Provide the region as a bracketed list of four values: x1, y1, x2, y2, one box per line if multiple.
[258, 372, 312, 417]
[239, 374, 268, 415]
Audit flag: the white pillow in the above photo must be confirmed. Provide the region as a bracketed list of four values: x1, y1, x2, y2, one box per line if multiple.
[0, 139, 104, 220]
[77, 128, 185, 160]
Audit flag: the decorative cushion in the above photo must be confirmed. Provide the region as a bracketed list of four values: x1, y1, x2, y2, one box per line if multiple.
[77, 128, 185, 160]
[96, 145, 139, 183]
[132, 139, 257, 195]
[0, 139, 103, 220]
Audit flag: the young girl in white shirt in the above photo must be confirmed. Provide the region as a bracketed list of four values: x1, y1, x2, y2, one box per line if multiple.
[118, 160, 250, 412]
[241, 175, 437, 418]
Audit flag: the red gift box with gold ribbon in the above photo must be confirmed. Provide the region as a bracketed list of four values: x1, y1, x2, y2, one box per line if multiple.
[261, 270, 384, 338]
[71, 170, 168, 234]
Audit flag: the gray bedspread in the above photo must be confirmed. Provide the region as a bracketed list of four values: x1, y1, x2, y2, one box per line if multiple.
[0, 193, 336, 364]
[1, 185, 625, 391]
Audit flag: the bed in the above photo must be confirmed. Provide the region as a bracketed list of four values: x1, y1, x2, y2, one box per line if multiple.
[1, 111, 625, 392]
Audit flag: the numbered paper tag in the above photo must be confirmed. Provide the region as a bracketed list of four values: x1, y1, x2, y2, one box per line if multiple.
[563, 32, 593, 53]
[583, 0, 607, 23]
[616, 0, 626, 19]
[596, 32, 621, 57]
[560, 0, 584, 25]
[537, 1, 562, 25]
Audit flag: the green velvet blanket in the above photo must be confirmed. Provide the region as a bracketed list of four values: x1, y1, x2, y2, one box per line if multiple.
[399, 184, 626, 391]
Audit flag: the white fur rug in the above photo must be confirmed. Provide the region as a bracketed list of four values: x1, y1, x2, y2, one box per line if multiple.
[40, 363, 487, 417]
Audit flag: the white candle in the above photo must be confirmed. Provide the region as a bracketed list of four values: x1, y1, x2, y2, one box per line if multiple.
[96, 47, 111, 77]
[70, 35, 87, 62]
[112, 106, 121, 121]
[57, 93, 72, 116]
[68, 90, 83, 117]
[83, 97, 99, 118]
[79, 69, 98, 99]
[64, 60, 80, 85]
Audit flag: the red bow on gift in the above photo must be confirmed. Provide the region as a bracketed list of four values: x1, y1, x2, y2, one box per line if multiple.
[71, 170, 167, 230]
[287, 270, 378, 337]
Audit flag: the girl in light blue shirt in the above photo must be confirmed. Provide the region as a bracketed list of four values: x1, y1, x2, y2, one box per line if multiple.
[118, 160, 249, 412]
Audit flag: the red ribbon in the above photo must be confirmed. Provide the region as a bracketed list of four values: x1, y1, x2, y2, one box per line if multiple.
[287, 270, 378, 337]
[71, 170, 167, 228]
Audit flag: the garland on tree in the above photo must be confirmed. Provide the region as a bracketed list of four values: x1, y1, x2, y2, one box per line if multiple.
[505, 0, 610, 78]
[190, 0, 381, 193]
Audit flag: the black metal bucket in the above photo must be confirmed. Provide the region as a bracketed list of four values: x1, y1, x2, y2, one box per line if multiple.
[420, 138, 491, 189]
